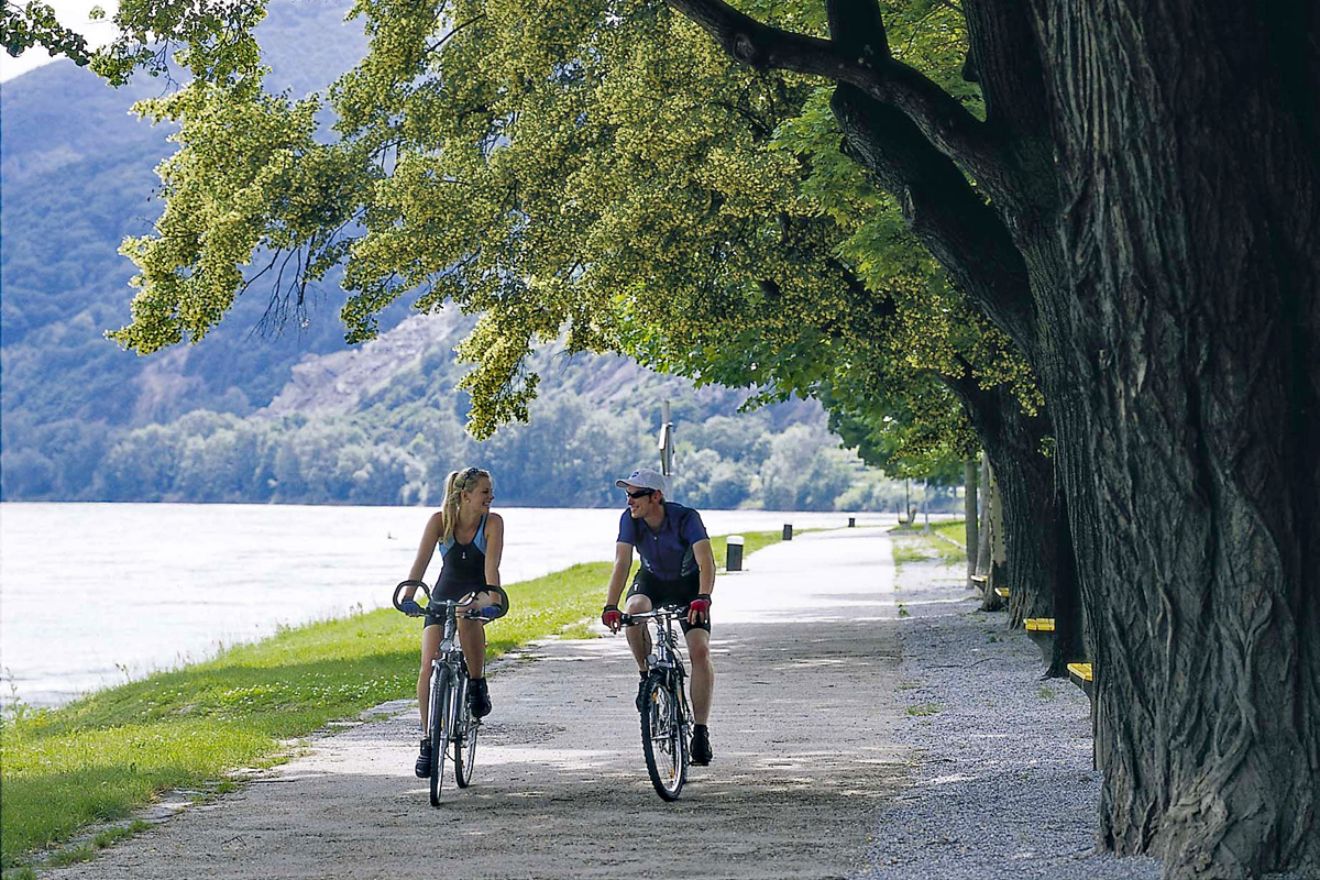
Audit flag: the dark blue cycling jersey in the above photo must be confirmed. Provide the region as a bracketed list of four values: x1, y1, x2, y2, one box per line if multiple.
[617, 502, 709, 580]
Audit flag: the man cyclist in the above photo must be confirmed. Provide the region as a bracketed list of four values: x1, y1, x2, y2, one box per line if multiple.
[601, 468, 716, 765]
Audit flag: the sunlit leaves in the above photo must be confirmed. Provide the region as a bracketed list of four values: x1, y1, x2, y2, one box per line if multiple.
[98, 0, 1038, 475]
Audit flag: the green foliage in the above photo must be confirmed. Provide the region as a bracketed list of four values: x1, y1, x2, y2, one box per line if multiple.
[1, 2, 91, 66]
[89, 0, 1042, 481]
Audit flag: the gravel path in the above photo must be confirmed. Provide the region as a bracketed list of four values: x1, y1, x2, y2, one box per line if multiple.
[44, 528, 1167, 880]
[853, 551, 1161, 880]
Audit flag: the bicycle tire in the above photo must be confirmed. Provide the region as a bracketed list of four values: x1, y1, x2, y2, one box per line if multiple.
[453, 677, 479, 788]
[640, 673, 687, 801]
[429, 665, 455, 807]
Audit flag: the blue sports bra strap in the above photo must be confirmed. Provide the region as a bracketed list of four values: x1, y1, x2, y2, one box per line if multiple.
[474, 514, 488, 554]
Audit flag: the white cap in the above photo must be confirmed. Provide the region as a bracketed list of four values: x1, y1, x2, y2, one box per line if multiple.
[615, 467, 667, 492]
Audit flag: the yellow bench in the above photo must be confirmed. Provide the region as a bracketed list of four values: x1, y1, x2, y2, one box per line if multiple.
[994, 586, 1010, 599]
[1067, 662, 1093, 698]
[1024, 617, 1055, 662]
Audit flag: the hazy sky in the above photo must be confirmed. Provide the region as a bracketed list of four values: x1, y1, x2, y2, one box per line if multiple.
[0, 1, 119, 82]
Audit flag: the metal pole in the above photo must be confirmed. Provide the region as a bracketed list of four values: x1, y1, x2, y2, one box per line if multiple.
[658, 400, 674, 476]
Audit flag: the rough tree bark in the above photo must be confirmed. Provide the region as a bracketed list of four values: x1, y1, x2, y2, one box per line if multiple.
[942, 370, 1059, 634]
[1030, 4, 1320, 874]
[664, 0, 1320, 875]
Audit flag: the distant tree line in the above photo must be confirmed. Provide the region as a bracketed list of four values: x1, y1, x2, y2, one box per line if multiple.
[2, 386, 955, 512]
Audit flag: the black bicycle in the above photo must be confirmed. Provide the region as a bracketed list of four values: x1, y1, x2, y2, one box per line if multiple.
[394, 580, 504, 806]
[622, 604, 694, 801]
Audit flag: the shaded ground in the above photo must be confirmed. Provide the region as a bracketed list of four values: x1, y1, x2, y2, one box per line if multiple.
[47, 529, 910, 880]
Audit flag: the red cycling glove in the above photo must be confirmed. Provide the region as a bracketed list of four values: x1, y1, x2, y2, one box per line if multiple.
[688, 594, 712, 623]
[601, 604, 623, 631]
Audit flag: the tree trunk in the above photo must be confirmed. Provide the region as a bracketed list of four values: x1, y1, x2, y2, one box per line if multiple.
[668, 0, 1320, 873]
[942, 376, 1060, 630]
[963, 458, 978, 588]
[974, 452, 992, 583]
[1027, 4, 1320, 874]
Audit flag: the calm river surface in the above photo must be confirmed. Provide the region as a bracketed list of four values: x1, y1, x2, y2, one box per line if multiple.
[0, 502, 885, 708]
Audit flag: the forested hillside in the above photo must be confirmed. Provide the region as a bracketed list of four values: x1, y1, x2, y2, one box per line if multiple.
[0, 0, 921, 512]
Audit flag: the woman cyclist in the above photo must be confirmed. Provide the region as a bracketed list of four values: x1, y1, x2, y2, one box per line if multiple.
[398, 466, 505, 777]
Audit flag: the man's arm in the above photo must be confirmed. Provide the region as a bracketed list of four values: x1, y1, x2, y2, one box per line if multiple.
[689, 538, 716, 626]
[693, 538, 716, 596]
[605, 542, 635, 606]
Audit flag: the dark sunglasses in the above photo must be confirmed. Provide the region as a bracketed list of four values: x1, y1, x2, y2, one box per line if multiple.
[625, 488, 656, 499]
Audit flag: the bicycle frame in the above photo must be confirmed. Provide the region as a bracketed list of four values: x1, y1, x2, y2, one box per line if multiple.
[394, 581, 499, 805]
[624, 605, 694, 800]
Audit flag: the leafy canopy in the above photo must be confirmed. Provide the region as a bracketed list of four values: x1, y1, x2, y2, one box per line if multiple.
[92, 0, 1036, 472]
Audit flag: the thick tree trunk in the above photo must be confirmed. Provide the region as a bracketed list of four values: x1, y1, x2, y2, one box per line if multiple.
[941, 378, 1076, 654]
[1027, 4, 1320, 875]
[667, 0, 1319, 873]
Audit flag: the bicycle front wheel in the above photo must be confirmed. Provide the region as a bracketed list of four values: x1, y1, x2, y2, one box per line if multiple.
[429, 665, 456, 807]
[453, 679, 479, 788]
[640, 673, 687, 801]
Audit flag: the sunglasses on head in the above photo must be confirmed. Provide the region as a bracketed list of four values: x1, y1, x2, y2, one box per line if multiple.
[625, 488, 656, 499]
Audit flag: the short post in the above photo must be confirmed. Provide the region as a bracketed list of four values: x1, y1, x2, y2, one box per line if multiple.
[848, 516, 856, 528]
[782, 523, 793, 541]
[726, 535, 744, 571]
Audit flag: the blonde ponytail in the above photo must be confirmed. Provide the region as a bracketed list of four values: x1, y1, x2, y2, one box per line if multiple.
[440, 466, 491, 543]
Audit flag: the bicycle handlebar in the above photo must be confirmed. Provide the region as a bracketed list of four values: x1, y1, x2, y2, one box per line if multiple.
[393, 580, 508, 621]
[620, 603, 691, 626]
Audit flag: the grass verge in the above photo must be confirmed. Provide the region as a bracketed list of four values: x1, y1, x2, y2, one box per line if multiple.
[890, 519, 967, 568]
[0, 529, 786, 869]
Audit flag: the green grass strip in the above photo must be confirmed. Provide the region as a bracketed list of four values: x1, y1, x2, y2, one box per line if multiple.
[931, 519, 967, 548]
[0, 529, 785, 868]
[890, 519, 967, 568]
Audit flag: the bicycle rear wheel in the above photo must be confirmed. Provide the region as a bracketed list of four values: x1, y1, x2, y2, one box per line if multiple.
[453, 676, 479, 788]
[428, 665, 455, 807]
[640, 673, 687, 801]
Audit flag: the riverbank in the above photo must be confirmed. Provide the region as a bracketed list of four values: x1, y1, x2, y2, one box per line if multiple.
[0, 530, 784, 873]
[16, 522, 1170, 880]
[33, 526, 908, 880]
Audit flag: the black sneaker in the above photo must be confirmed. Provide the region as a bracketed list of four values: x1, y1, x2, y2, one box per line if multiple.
[414, 738, 432, 777]
[636, 673, 651, 713]
[691, 725, 713, 765]
[468, 678, 492, 719]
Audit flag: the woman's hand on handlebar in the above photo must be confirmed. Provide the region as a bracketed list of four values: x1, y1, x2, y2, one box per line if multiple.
[393, 579, 430, 616]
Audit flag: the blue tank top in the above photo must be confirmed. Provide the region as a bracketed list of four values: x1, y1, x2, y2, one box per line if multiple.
[440, 514, 487, 557]
[435, 514, 488, 599]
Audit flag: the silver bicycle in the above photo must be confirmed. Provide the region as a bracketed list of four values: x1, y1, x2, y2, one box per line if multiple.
[622, 604, 694, 801]
[394, 580, 503, 806]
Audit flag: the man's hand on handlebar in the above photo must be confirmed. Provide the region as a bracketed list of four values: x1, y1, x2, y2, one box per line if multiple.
[601, 604, 623, 632]
[399, 598, 424, 616]
[688, 593, 711, 626]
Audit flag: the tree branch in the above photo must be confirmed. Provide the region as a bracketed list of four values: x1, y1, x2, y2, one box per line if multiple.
[665, 0, 1003, 186]
[830, 83, 1037, 358]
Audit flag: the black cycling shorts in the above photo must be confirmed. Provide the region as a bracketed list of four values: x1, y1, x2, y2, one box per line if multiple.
[627, 569, 709, 634]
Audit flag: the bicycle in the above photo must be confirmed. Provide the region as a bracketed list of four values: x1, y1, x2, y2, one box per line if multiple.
[394, 580, 504, 806]
[621, 604, 694, 801]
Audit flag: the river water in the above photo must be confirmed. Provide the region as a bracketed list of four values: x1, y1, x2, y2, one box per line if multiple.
[0, 502, 885, 708]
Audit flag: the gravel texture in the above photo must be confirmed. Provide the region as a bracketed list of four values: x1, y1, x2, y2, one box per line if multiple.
[852, 556, 1162, 880]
